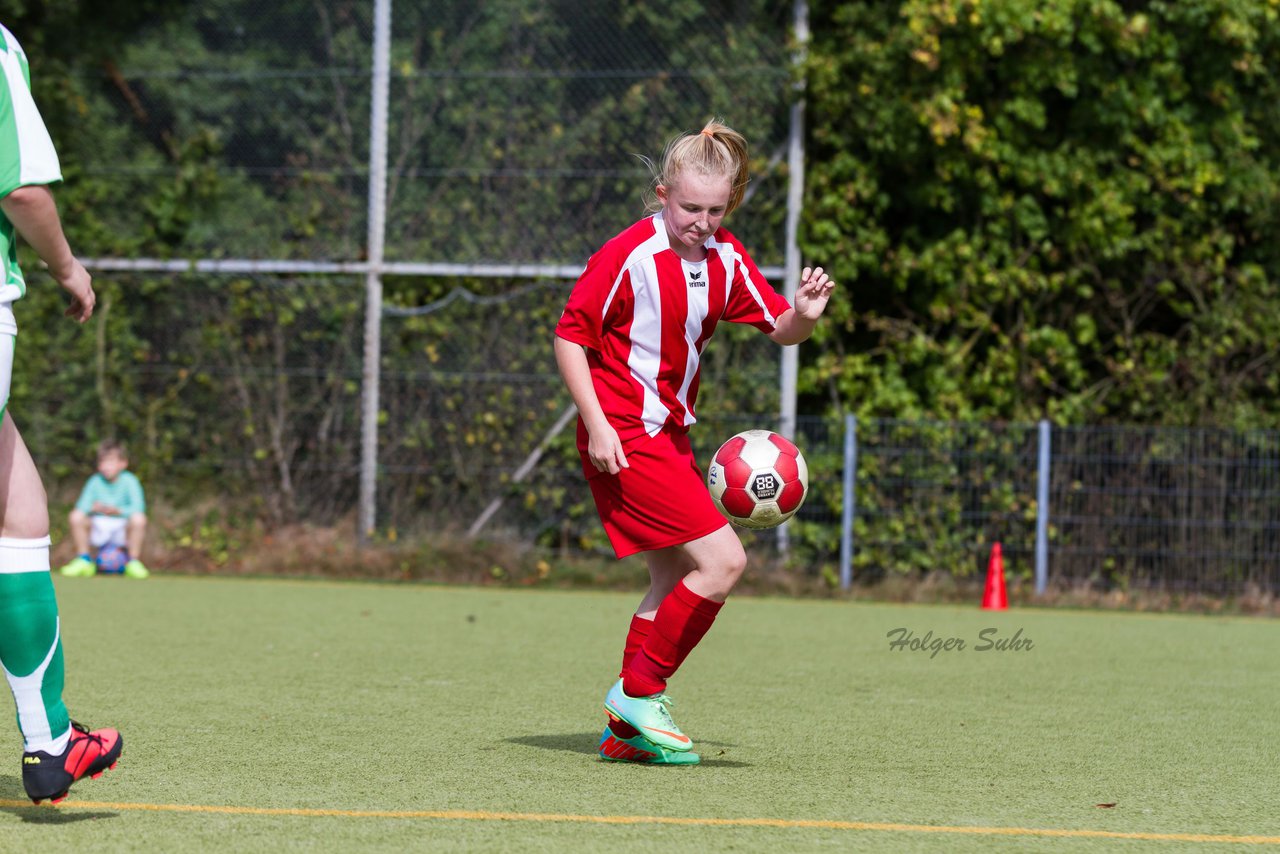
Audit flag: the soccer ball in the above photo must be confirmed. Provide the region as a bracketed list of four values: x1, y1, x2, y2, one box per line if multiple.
[706, 429, 809, 529]
[96, 543, 130, 574]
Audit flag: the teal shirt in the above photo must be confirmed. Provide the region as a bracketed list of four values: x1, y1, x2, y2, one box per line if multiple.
[75, 470, 145, 517]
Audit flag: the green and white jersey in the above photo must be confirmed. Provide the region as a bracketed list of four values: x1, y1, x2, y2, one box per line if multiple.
[0, 23, 61, 335]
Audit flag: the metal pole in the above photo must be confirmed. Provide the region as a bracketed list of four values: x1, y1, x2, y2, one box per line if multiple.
[777, 0, 809, 553]
[1035, 419, 1051, 594]
[467, 404, 578, 538]
[358, 0, 392, 545]
[840, 414, 857, 590]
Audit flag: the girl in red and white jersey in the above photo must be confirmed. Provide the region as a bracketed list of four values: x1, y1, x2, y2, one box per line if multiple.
[554, 119, 835, 765]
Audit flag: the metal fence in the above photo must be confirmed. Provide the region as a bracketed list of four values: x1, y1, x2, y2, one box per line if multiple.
[375, 401, 1280, 596]
[22, 268, 1280, 595]
[375, 319, 1280, 598]
[24, 2, 1280, 596]
[834, 418, 1280, 596]
[1050, 425, 1280, 594]
[71, 0, 803, 538]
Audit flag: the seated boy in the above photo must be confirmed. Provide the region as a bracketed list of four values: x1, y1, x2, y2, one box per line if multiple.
[58, 441, 149, 579]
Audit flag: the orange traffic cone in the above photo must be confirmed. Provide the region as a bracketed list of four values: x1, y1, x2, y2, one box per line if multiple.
[981, 542, 1008, 610]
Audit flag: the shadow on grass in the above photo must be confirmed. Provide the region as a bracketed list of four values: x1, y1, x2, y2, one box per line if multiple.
[506, 733, 752, 767]
[0, 775, 117, 823]
[506, 732, 599, 755]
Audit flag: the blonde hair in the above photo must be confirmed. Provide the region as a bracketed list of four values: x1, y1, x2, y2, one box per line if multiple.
[643, 119, 750, 216]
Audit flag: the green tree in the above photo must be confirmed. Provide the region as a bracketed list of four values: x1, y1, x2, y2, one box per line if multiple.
[8, 0, 796, 533]
[805, 0, 1280, 429]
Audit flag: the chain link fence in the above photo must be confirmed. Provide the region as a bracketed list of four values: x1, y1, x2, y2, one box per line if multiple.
[23, 2, 1280, 596]
[843, 420, 1280, 595]
[79, 0, 793, 268]
[1050, 426, 1280, 594]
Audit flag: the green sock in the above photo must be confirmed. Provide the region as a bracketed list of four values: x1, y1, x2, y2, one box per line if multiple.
[0, 539, 69, 752]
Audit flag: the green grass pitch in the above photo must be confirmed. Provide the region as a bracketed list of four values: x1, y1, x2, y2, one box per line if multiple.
[0, 575, 1277, 852]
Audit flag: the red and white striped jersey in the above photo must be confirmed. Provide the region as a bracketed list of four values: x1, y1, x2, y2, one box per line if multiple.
[556, 210, 791, 448]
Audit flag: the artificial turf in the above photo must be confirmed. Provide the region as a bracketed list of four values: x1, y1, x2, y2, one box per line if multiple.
[0, 575, 1276, 852]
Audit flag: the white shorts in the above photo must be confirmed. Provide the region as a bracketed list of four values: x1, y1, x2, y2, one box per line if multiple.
[90, 516, 127, 548]
[0, 331, 13, 414]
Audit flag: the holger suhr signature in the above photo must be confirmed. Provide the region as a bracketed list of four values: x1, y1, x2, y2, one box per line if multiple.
[886, 627, 1033, 659]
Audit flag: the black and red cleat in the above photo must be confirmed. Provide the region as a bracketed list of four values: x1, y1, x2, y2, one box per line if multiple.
[22, 721, 122, 804]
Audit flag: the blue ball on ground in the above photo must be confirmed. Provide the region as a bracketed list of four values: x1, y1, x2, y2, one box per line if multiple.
[96, 543, 129, 574]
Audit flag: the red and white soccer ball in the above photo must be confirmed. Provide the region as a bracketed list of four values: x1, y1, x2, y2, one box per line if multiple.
[706, 429, 809, 529]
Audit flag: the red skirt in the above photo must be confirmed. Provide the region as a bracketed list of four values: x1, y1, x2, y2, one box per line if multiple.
[581, 426, 729, 559]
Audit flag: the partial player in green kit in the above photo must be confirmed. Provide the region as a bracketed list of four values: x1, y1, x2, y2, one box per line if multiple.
[0, 21, 123, 803]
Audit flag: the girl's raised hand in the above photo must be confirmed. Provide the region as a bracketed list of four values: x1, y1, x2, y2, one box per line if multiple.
[795, 266, 835, 319]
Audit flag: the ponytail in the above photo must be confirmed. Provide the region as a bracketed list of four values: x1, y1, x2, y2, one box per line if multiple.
[643, 118, 750, 215]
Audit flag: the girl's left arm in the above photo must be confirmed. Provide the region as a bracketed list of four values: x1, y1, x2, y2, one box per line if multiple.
[769, 266, 836, 346]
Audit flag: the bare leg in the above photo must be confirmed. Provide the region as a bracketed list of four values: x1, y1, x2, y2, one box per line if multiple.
[68, 510, 90, 555]
[674, 524, 746, 602]
[637, 523, 746, 615]
[621, 525, 744, 690]
[0, 414, 49, 539]
[125, 513, 147, 558]
[0, 410, 70, 758]
[637, 546, 695, 618]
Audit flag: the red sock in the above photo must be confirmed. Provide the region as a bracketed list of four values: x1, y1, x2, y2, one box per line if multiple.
[608, 615, 654, 739]
[622, 580, 723, 698]
[619, 614, 653, 678]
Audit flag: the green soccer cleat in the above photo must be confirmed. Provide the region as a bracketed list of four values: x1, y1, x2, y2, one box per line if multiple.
[58, 557, 96, 578]
[598, 726, 700, 765]
[123, 559, 150, 579]
[603, 679, 693, 752]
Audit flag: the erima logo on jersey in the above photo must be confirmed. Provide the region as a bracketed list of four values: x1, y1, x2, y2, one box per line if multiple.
[687, 270, 705, 288]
